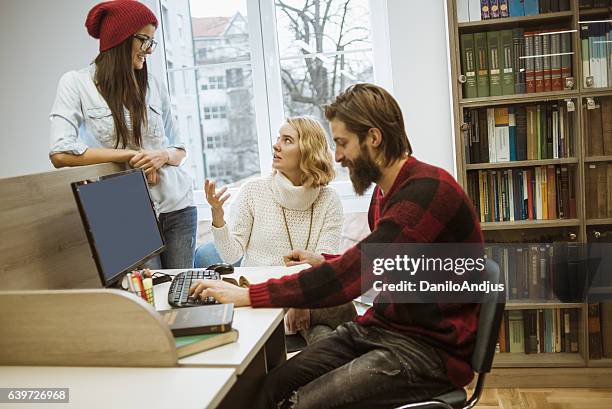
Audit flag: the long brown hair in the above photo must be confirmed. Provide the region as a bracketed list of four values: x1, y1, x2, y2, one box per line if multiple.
[94, 38, 148, 148]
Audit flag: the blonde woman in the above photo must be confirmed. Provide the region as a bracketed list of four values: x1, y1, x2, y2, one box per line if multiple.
[203, 116, 356, 344]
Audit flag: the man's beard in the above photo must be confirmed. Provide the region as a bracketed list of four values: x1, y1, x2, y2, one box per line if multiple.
[343, 145, 382, 195]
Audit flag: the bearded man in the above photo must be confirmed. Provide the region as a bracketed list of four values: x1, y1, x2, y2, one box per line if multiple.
[190, 83, 484, 409]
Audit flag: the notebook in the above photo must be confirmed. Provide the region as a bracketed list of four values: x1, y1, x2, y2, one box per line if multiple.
[158, 303, 234, 336]
[175, 330, 239, 358]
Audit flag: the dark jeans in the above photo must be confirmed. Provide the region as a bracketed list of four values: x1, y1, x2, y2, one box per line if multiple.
[147, 206, 197, 269]
[258, 322, 454, 409]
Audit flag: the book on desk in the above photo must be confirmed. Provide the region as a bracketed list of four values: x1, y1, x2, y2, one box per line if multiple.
[159, 303, 238, 357]
[175, 330, 239, 358]
[159, 303, 235, 336]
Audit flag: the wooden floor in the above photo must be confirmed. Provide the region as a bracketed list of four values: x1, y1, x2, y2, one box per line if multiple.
[472, 388, 612, 408]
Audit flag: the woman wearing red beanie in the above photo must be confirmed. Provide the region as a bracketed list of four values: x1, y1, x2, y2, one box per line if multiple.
[49, 0, 197, 269]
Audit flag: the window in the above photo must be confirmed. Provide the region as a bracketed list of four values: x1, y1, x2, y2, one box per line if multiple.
[201, 75, 226, 90]
[153, 0, 390, 216]
[226, 68, 244, 88]
[205, 133, 228, 149]
[274, 0, 374, 181]
[203, 105, 227, 120]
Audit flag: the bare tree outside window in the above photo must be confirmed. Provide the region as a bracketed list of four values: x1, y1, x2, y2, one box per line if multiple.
[275, 0, 374, 180]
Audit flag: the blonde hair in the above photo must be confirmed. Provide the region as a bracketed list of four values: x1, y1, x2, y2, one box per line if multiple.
[286, 116, 335, 187]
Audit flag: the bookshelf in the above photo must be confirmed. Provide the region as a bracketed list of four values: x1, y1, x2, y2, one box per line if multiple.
[447, 0, 612, 386]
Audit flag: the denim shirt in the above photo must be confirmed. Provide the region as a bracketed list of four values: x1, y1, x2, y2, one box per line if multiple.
[49, 65, 193, 214]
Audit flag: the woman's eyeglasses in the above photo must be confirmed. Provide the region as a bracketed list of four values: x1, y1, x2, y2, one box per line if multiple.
[133, 34, 158, 52]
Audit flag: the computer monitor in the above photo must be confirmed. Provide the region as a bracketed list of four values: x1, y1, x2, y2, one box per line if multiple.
[71, 169, 165, 287]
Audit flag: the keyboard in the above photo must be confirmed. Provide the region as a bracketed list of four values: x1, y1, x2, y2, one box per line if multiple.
[168, 270, 221, 308]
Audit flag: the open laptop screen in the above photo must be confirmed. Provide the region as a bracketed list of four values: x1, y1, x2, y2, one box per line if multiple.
[71, 169, 165, 287]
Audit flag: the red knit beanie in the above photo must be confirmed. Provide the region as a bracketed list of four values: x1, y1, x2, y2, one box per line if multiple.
[86, 0, 158, 52]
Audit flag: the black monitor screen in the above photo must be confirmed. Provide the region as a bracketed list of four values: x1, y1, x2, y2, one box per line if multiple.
[71, 169, 165, 286]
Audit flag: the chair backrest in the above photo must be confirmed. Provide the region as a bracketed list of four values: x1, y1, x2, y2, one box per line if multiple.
[471, 259, 506, 373]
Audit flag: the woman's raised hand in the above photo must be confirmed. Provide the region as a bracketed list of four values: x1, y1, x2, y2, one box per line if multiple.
[205, 179, 231, 228]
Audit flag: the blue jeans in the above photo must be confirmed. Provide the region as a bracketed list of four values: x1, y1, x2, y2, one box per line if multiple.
[194, 241, 242, 268]
[147, 206, 197, 269]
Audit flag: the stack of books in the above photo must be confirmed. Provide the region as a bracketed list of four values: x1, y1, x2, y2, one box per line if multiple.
[159, 304, 239, 358]
[464, 103, 574, 164]
[461, 29, 573, 98]
[467, 165, 577, 222]
[497, 308, 580, 354]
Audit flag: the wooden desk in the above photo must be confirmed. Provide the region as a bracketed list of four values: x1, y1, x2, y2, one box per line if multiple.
[0, 366, 236, 409]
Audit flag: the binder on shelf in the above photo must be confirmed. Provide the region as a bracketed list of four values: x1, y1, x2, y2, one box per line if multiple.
[475, 32, 490, 97]
[488, 31, 503, 96]
[501, 29, 515, 95]
[461, 33, 478, 98]
[512, 28, 526, 94]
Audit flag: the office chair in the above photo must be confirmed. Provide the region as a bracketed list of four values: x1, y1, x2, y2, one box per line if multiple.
[395, 259, 505, 409]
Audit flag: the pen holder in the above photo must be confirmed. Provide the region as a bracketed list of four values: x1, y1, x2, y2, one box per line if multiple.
[128, 287, 155, 307]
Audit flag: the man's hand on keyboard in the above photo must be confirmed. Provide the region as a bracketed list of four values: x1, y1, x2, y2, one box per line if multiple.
[189, 279, 251, 307]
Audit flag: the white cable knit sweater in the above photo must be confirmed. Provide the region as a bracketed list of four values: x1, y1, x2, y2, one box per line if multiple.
[211, 172, 344, 266]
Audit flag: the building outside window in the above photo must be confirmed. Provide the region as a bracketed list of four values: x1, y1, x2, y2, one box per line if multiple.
[154, 0, 389, 211]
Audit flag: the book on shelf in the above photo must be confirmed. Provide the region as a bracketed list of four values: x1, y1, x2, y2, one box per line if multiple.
[512, 28, 526, 94]
[581, 22, 612, 89]
[461, 0, 571, 20]
[491, 0, 501, 18]
[482, 0, 492, 19]
[486, 242, 589, 302]
[560, 31, 572, 87]
[475, 32, 490, 97]
[542, 31, 552, 91]
[589, 303, 604, 359]
[175, 330, 239, 359]
[585, 96, 612, 157]
[601, 303, 612, 358]
[586, 163, 612, 218]
[489, 31, 503, 96]
[501, 29, 515, 95]
[457, 0, 471, 22]
[464, 101, 573, 164]
[602, 98, 612, 155]
[461, 33, 478, 98]
[470, 0, 483, 22]
[500, 0, 510, 17]
[535, 32, 545, 92]
[550, 31, 562, 91]
[470, 165, 576, 222]
[499, 307, 580, 354]
[509, 0, 525, 16]
[461, 28, 573, 97]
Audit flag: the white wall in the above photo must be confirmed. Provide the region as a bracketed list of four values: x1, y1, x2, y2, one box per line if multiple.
[0, 0, 456, 179]
[387, 0, 456, 176]
[0, 0, 98, 178]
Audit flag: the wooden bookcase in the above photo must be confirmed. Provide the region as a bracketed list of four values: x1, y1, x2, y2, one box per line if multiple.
[446, 0, 612, 386]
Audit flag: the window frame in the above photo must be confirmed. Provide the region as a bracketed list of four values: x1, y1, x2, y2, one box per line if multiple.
[148, 0, 392, 220]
